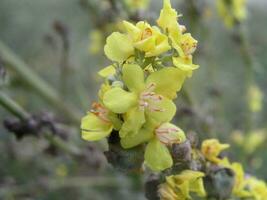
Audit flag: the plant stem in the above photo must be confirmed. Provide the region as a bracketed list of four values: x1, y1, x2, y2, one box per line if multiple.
[0, 91, 82, 156]
[0, 176, 119, 197]
[0, 41, 81, 124]
[235, 24, 254, 132]
[0, 91, 30, 120]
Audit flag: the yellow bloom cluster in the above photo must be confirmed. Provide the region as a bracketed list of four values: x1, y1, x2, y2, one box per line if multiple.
[160, 138, 267, 199]
[81, 0, 199, 172]
[159, 170, 206, 200]
[217, 0, 247, 28]
[202, 139, 267, 199]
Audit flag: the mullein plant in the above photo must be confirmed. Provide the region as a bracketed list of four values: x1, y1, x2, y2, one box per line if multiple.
[88, 0, 151, 55]
[217, 0, 247, 28]
[81, 0, 267, 199]
[82, 0, 198, 172]
[159, 139, 267, 200]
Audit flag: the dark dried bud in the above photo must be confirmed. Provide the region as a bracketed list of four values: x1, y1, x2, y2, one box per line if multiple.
[172, 140, 192, 163]
[204, 165, 235, 200]
[145, 174, 161, 200]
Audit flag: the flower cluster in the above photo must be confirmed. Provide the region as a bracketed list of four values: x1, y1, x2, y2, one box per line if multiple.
[217, 0, 247, 28]
[159, 139, 267, 200]
[88, 0, 151, 55]
[81, 0, 199, 172]
[159, 170, 206, 200]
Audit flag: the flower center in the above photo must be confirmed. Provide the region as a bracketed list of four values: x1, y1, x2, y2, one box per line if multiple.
[141, 28, 153, 40]
[139, 83, 164, 112]
[90, 102, 110, 123]
[155, 125, 182, 145]
[180, 41, 197, 56]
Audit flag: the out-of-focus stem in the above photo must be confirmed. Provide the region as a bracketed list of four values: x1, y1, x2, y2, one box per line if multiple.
[235, 24, 254, 132]
[0, 91, 30, 120]
[0, 91, 82, 156]
[0, 41, 81, 124]
[0, 176, 119, 198]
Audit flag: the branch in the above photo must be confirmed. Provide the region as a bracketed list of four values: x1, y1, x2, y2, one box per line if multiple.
[0, 41, 81, 124]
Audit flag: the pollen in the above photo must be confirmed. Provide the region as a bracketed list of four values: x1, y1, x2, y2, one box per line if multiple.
[90, 102, 110, 123]
[141, 28, 153, 40]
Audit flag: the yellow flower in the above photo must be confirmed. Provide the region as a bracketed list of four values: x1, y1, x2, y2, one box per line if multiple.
[233, 0, 247, 21]
[98, 65, 116, 78]
[217, 0, 247, 28]
[245, 177, 267, 200]
[159, 170, 206, 200]
[81, 102, 114, 141]
[230, 162, 252, 197]
[157, 0, 180, 34]
[121, 121, 186, 171]
[157, 0, 199, 76]
[231, 129, 266, 154]
[172, 55, 199, 77]
[231, 130, 245, 145]
[248, 84, 263, 113]
[123, 20, 171, 57]
[218, 158, 266, 198]
[55, 164, 68, 177]
[103, 64, 186, 138]
[244, 130, 266, 154]
[104, 32, 135, 62]
[201, 139, 230, 163]
[123, 0, 150, 11]
[88, 29, 104, 54]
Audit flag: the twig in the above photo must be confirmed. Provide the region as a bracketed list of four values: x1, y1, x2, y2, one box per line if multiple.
[0, 91, 30, 120]
[0, 41, 81, 124]
[0, 91, 82, 156]
[234, 24, 254, 132]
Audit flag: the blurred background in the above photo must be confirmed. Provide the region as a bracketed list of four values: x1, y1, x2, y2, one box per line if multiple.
[0, 0, 266, 199]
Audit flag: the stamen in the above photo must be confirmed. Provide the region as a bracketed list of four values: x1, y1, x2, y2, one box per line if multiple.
[141, 27, 153, 40]
[138, 83, 164, 112]
[90, 102, 111, 123]
[155, 124, 184, 146]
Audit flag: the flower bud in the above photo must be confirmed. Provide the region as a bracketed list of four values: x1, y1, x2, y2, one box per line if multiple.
[155, 123, 186, 145]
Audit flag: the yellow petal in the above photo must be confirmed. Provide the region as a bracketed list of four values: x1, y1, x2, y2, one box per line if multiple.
[119, 107, 145, 138]
[122, 63, 145, 93]
[103, 87, 137, 113]
[144, 138, 173, 171]
[81, 113, 112, 141]
[157, 0, 178, 31]
[98, 65, 116, 77]
[104, 32, 134, 62]
[146, 67, 187, 99]
[120, 125, 154, 149]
